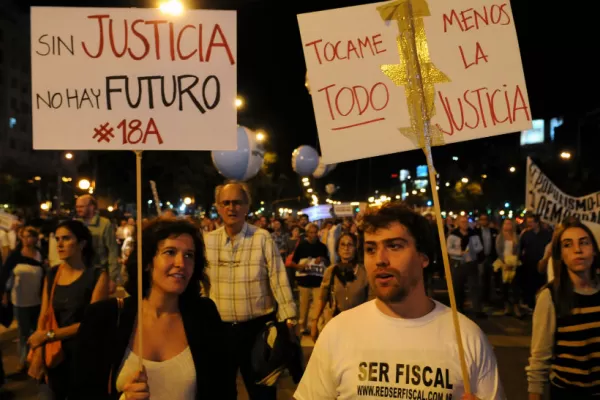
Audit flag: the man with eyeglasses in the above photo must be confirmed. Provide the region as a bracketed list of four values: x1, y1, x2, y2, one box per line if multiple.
[204, 181, 297, 400]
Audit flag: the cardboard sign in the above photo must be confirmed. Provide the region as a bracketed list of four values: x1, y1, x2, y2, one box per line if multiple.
[31, 7, 237, 151]
[526, 158, 600, 241]
[298, 1, 532, 164]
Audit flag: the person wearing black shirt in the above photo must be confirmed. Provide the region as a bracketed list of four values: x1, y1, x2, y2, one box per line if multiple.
[519, 214, 553, 309]
[289, 223, 330, 334]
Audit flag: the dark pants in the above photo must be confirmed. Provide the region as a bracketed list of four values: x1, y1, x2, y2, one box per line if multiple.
[47, 358, 71, 400]
[225, 314, 277, 400]
[480, 256, 495, 305]
[520, 264, 545, 309]
[451, 260, 481, 313]
[14, 305, 41, 365]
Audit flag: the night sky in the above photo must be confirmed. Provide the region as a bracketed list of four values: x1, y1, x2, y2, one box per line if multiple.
[19, 0, 600, 206]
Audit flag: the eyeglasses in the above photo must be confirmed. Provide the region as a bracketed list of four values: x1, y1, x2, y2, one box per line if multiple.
[219, 200, 247, 207]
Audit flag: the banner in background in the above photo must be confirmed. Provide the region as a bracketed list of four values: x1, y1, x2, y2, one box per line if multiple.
[526, 157, 600, 240]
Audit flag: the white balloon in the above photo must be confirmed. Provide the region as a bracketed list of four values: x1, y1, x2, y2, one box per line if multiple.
[325, 184, 336, 195]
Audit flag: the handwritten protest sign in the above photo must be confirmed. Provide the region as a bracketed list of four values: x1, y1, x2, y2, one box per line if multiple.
[526, 158, 600, 240]
[31, 7, 237, 151]
[298, 1, 532, 164]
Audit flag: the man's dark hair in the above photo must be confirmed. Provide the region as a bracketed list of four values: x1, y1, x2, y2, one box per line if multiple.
[525, 213, 541, 223]
[359, 202, 435, 262]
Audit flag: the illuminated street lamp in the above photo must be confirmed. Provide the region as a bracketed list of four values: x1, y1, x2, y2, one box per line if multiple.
[40, 202, 49, 211]
[107, 206, 114, 212]
[509, 166, 516, 173]
[34, 176, 41, 181]
[235, 96, 244, 109]
[64, 152, 73, 160]
[183, 197, 193, 205]
[159, 0, 184, 15]
[461, 177, 469, 183]
[256, 131, 266, 143]
[78, 179, 91, 190]
[560, 151, 572, 160]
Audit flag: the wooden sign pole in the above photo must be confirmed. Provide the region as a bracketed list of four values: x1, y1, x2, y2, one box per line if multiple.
[134, 150, 144, 370]
[380, 0, 472, 392]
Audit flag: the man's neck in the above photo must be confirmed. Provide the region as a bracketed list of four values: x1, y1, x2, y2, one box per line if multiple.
[460, 228, 468, 235]
[375, 287, 434, 319]
[225, 222, 244, 239]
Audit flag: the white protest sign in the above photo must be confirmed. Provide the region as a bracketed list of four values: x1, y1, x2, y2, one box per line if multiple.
[0, 211, 18, 232]
[526, 158, 600, 241]
[333, 203, 355, 217]
[298, 1, 532, 164]
[31, 7, 237, 151]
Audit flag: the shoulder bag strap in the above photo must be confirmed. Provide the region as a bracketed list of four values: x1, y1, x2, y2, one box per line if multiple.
[108, 297, 125, 395]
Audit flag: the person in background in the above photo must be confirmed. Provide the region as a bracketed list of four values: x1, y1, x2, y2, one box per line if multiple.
[476, 214, 499, 309]
[519, 214, 553, 310]
[204, 181, 297, 400]
[319, 221, 333, 245]
[494, 219, 522, 317]
[527, 219, 600, 399]
[27, 220, 108, 400]
[70, 219, 235, 400]
[116, 219, 128, 248]
[289, 222, 330, 335]
[286, 226, 302, 294]
[271, 219, 289, 255]
[447, 215, 485, 317]
[299, 214, 309, 230]
[75, 195, 120, 293]
[311, 232, 369, 342]
[0, 226, 45, 371]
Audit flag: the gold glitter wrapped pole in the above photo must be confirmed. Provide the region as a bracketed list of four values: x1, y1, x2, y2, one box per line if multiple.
[378, 0, 472, 393]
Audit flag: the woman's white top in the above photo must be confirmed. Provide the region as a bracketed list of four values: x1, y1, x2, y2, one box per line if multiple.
[116, 346, 196, 400]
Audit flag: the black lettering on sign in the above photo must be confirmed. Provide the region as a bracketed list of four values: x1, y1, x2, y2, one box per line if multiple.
[105, 74, 221, 112]
[36, 34, 75, 56]
[36, 89, 101, 109]
[358, 362, 367, 381]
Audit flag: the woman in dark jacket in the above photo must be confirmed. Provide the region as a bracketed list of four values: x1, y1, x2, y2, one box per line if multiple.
[69, 219, 235, 400]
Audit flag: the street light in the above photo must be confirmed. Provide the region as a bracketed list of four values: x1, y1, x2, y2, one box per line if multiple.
[445, 182, 450, 187]
[461, 177, 469, 183]
[560, 151, 572, 160]
[509, 166, 516, 173]
[64, 152, 73, 160]
[235, 96, 244, 109]
[159, 0, 184, 15]
[256, 131, 266, 143]
[107, 206, 114, 212]
[34, 176, 41, 181]
[303, 181, 310, 187]
[78, 179, 91, 190]
[183, 197, 193, 205]
[40, 202, 49, 211]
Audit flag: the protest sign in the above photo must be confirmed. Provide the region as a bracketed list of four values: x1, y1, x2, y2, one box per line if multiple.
[298, 1, 531, 164]
[526, 158, 600, 240]
[31, 7, 237, 151]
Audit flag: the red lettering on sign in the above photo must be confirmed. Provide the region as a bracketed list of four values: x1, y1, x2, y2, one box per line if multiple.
[304, 34, 388, 65]
[80, 15, 235, 64]
[436, 84, 530, 135]
[442, 3, 512, 32]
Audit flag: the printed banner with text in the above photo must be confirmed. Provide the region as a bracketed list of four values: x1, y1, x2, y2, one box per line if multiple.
[526, 157, 600, 241]
[298, 1, 532, 164]
[31, 7, 237, 151]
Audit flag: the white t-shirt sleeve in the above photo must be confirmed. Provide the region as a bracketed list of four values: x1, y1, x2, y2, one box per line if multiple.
[294, 325, 338, 400]
[466, 320, 506, 400]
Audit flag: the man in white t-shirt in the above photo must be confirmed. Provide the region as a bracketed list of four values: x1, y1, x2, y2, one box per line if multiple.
[294, 202, 505, 400]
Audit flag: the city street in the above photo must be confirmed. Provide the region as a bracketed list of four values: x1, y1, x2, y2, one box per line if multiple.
[0, 296, 533, 400]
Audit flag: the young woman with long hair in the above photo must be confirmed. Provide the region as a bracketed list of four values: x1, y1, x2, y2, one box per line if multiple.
[27, 220, 109, 400]
[527, 219, 600, 399]
[70, 218, 234, 400]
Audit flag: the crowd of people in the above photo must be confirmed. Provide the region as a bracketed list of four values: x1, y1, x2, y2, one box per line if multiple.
[0, 181, 596, 399]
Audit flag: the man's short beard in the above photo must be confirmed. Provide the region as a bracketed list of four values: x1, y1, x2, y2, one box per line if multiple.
[370, 272, 420, 304]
